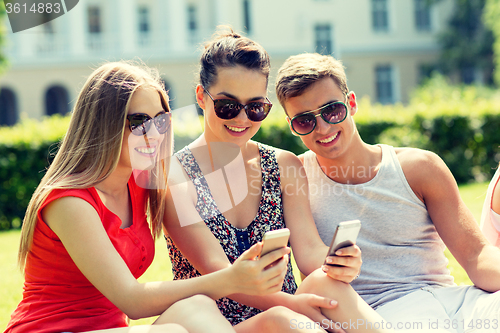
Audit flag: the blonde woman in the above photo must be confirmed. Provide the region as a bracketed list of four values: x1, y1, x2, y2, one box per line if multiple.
[5, 62, 289, 333]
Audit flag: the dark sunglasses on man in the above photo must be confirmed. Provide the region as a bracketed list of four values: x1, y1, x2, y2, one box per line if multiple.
[203, 87, 272, 122]
[127, 110, 171, 136]
[288, 99, 348, 136]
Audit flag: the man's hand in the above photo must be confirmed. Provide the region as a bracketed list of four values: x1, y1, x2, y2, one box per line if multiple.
[322, 245, 362, 283]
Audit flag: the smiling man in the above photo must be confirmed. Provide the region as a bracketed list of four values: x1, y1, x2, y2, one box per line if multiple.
[275, 53, 500, 332]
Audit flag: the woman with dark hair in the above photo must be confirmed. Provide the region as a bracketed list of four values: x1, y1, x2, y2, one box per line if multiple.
[164, 28, 392, 333]
[5, 61, 289, 333]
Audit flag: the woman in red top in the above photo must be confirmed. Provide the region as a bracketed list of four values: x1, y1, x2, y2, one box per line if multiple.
[5, 61, 290, 333]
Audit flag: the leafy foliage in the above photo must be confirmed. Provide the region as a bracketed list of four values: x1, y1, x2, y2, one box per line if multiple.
[485, 0, 500, 85]
[438, 0, 494, 84]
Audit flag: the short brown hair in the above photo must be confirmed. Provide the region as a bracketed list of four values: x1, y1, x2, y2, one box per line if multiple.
[199, 25, 270, 89]
[275, 53, 349, 111]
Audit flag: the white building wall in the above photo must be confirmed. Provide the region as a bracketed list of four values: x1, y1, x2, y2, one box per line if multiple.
[0, 0, 455, 122]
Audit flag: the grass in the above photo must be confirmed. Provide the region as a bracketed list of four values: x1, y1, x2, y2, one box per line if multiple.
[0, 182, 489, 329]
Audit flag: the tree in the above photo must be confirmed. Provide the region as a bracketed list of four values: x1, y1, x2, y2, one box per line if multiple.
[485, 0, 500, 85]
[437, 0, 495, 85]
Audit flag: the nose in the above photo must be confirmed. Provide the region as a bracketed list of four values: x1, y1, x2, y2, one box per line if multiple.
[314, 114, 330, 134]
[233, 106, 250, 122]
[143, 121, 163, 144]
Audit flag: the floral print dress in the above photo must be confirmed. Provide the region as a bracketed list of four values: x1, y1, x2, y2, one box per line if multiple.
[166, 143, 297, 325]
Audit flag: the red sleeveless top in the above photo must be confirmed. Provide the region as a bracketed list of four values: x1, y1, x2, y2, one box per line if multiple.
[5, 177, 154, 333]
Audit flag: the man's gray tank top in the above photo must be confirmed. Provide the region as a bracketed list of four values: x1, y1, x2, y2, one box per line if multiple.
[303, 144, 455, 309]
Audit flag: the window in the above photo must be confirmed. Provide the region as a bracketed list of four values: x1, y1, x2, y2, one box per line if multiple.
[0, 88, 18, 126]
[372, 0, 389, 32]
[415, 0, 431, 31]
[138, 6, 150, 46]
[243, 0, 251, 34]
[45, 86, 70, 116]
[315, 24, 332, 55]
[187, 5, 198, 44]
[138, 6, 150, 33]
[87, 6, 102, 50]
[88, 6, 101, 34]
[375, 65, 394, 104]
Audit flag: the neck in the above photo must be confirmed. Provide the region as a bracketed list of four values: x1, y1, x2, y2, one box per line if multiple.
[192, 133, 256, 165]
[315, 139, 382, 185]
[94, 165, 132, 197]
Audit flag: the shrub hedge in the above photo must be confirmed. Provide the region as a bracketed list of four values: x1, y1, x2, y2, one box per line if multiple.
[1, 76, 500, 230]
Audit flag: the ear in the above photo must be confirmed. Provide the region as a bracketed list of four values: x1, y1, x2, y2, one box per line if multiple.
[195, 85, 206, 110]
[286, 116, 299, 137]
[347, 91, 358, 116]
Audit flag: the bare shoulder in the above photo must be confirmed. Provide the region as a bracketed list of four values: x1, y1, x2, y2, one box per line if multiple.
[271, 147, 307, 184]
[395, 147, 456, 201]
[395, 147, 447, 175]
[273, 147, 302, 168]
[167, 156, 191, 186]
[297, 152, 306, 165]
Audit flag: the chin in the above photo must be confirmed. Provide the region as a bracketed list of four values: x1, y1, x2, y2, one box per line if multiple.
[131, 159, 156, 171]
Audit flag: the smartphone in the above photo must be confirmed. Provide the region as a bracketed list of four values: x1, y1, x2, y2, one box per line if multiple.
[325, 220, 361, 266]
[260, 228, 290, 257]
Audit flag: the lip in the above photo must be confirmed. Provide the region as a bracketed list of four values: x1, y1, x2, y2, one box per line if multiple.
[224, 124, 249, 137]
[316, 131, 340, 147]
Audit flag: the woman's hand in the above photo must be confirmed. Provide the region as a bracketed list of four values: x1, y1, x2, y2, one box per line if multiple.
[228, 242, 290, 296]
[322, 245, 362, 283]
[286, 293, 345, 333]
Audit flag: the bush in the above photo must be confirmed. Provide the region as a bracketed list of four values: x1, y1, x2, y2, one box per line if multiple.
[0, 115, 69, 231]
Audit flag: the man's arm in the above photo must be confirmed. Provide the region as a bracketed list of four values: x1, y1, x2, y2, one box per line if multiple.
[399, 148, 500, 292]
[280, 150, 361, 281]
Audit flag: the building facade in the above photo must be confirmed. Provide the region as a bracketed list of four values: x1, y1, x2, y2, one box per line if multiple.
[0, 0, 454, 125]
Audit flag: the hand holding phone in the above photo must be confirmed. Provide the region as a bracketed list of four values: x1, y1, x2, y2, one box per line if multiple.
[260, 228, 290, 258]
[325, 220, 361, 266]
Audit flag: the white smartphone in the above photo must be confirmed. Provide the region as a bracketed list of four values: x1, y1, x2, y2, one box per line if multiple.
[260, 228, 290, 257]
[325, 220, 361, 266]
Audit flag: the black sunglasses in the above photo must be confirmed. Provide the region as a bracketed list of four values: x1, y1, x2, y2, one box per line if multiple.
[203, 88, 272, 122]
[289, 101, 348, 136]
[127, 110, 171, 136]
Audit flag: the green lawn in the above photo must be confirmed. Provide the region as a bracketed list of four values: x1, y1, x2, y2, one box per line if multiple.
[0, 182, 489, 329]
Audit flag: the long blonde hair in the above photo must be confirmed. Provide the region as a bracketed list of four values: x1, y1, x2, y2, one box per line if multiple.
[19, 61, 171, 270]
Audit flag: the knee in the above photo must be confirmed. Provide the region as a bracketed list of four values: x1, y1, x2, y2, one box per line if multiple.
[259, 306, 297, 329]
[297, 268, 351, 296]
[169, 294, 218, 315]
[154, 323, 189, 333]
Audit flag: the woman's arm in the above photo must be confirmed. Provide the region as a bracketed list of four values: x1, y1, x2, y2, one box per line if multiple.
[164, 185, 291, 308]
[163, 160, 339, 324]
[43, 196, 288, 320]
